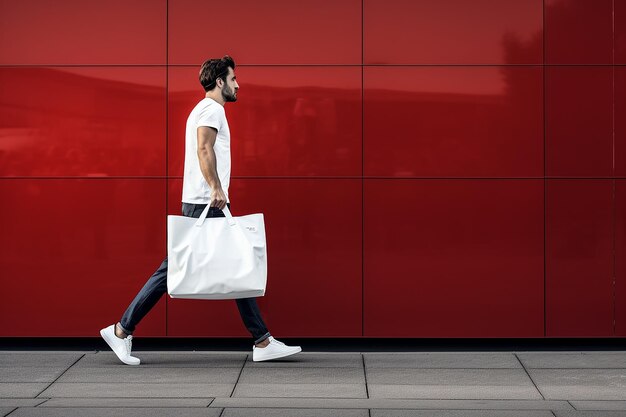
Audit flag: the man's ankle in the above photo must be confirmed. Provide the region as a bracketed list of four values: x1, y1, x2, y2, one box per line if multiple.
[255, 338, 270, 348]
[114, 323, 128, 339]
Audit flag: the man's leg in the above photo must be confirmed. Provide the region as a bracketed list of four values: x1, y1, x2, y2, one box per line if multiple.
[116, 202, 205, 334]
[100, 257, 168, 365]
[236, 298, 271, 346]
[117, 257, 168, 336]
[182, 202, 301, 359]
[184, 203, 272, 346]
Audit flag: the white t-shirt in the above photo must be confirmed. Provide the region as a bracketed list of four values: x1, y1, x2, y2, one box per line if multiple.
[182, 97, 231, 204]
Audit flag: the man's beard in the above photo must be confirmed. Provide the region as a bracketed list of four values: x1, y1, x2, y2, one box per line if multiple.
[222, 85, 237, 102]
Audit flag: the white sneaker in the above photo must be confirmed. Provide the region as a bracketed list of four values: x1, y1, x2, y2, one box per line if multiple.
[99, 324, 140, 366]
[252, 336, 302, 362]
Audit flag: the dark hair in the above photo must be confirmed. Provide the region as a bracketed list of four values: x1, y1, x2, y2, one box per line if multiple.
[199, 55, 235, 92]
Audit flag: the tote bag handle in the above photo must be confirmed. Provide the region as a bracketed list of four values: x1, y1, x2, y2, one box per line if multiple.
[195, 201, 236, 227]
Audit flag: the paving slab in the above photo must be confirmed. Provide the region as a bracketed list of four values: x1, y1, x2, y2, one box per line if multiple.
[369, 384, 542, 400]
[233, 383, 367, 398]
[0, 383, 48, 398]
[364, 353, 521, 369]
[57, 366, 241, 384]
[40, 398, 214, 407]
[554, 412, 626, 417]
[74, 352, 247, 368]
[0, 367, 67, 383]
[8, 407, 223, 416]
[518, 352, 626, 369]
[211, 398, 574, 410]
[245, 353, 362, 368]
[238, 367, 365, 384]
[371, 411, 553, 417]
[529, 369, 626, 400]
[0, 353, 83, 368]
[570, 401, 626, 410]
[366, 368, 536, 388]
[0, 408, 14, 417]
[0, 399, 46, 407]
[222, 409, 368, 417]
[38, 382, 233, 398]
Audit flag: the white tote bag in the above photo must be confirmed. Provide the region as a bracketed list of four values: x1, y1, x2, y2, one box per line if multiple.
[167, 204, 267, 299]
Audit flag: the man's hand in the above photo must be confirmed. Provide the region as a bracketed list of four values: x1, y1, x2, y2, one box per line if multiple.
[210, 188, 227, 210]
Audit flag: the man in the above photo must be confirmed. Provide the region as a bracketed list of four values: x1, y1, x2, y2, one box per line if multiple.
[100, 55, 302, 365]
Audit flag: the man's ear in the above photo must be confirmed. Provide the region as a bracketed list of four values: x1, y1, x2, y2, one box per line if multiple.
[216, 78, 223, 89]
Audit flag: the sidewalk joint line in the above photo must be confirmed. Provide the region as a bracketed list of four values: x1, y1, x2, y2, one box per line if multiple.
[228, 354, 247, 398]
[34, 398, 50, 407]
[514, 353, 545, 400]
[4, 407, 18, 417]
[362, 353, 370, 399]
[34, 353, 85, 398]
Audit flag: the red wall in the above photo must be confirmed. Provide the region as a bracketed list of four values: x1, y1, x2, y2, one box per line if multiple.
[0, 0, 623, 338]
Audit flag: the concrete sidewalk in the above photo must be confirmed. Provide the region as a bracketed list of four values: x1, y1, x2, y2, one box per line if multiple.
[2, 350, 626, 416]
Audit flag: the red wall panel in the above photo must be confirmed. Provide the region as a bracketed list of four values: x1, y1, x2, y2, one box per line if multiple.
[168, 0, 361, 65]
[546, 66, 613, 177]
[0, 67, 166, 177]
[364, 67, 543, 177]
[0, 0, 166, 65]
[0, 179, 167, 337]
[545, 0, 613, 64]
[546, 180, 614, 337]
[167, 178, 363, 337]
[616, 67, 626, 177]
[168, 67, 362, 178]
[617, 0, 626, 64]
[616, 181, 626, 335]
[364, 179, 544, 337]
[364, 0, 542, 65]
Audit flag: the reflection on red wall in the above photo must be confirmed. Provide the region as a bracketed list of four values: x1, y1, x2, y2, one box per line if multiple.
[0, 0, 622, 338]
[365, 67, 543, 177]
[0, 68, 166, 177]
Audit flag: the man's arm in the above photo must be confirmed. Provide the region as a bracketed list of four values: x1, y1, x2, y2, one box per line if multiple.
[197, 126, 227, 209]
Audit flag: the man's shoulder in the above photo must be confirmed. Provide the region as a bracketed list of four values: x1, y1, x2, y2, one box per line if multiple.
[199, 98, 225, 112]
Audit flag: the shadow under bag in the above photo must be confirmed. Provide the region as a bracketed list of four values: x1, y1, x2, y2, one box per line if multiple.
[167, 204, 267, 299]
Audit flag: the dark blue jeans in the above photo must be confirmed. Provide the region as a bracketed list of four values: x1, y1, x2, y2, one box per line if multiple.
[119, 202, 271, 344]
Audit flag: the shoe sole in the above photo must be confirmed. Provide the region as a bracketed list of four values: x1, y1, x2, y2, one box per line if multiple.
[99, 328, 140, 366]
[253, 347, 302, 362]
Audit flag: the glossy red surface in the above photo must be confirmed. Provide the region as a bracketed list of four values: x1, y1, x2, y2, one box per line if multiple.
[167, 178, 363, 337]
[616, 181, 626, 336]
[364, 67, 543, 177]
[0, 67, 166, 177]
[0, 0, 166, 65]
[364, 0, 542, 64]
[616, 67, 626, 177]
[0, 179, 167, 337]
[168, 0, 361, 65]
[545, 0, 613, 64]
[0, 1, 622, 339]
[546, 180, 614, 337]
[364, 179, 544, 337]
[546, 66, 613, 177]
[168, 67, 362, 178]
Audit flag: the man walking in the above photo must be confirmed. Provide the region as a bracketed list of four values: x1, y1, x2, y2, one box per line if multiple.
[100, 56, 302, 365]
